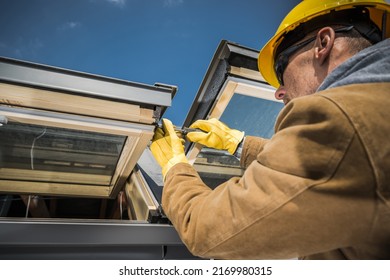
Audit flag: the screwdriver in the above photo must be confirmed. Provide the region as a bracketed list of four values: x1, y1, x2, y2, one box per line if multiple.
[174, 126, 200, 135]
[156, 124, 201, 135]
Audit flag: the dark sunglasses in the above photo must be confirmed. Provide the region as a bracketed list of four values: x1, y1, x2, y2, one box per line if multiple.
[274, 25, 354, 86]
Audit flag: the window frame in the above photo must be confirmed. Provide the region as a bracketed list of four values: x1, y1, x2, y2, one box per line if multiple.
[0, 106, 155, 198]
[181, 41, 283, 184]
[0, 56, 174, 198]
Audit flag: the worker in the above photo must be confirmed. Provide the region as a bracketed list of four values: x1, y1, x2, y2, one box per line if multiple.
[150, 0, 390, 259]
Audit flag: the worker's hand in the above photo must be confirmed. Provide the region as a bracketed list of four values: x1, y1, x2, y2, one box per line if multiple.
[186, 118, 244, 155]
[150, 118, 188, 179]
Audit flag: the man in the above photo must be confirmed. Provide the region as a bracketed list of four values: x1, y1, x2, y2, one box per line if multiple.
[150, 0, 390, 259]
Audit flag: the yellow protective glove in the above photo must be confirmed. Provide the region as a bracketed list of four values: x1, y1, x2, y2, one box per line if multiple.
[150, 118, 188, 179]
[186, 118, 244, 155]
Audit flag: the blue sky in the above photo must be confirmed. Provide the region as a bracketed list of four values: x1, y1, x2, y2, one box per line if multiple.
[0, 0, 300, 125]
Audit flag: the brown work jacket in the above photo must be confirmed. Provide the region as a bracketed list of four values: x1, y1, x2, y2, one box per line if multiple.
[163, 83, 390, 259]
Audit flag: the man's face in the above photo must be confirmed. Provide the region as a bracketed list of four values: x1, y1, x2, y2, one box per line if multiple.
[274, 49, 320, 105]
[274, 43, 322, 105]
[273, 31, 326, 105]
[273, 25, 356, 105]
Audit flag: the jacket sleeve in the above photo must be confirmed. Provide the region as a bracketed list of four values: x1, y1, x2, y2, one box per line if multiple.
[162, 94, 376, 259]
[240, 136, 269, 169]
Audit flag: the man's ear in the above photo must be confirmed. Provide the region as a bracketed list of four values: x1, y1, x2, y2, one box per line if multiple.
[314, 27, 335, 65]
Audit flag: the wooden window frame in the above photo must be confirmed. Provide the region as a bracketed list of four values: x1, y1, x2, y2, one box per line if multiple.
[125, 166, 159, 221]
[0, 107, 154, 198]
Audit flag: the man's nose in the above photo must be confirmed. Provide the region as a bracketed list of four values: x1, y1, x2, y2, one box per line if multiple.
[275, 86, 286, 100]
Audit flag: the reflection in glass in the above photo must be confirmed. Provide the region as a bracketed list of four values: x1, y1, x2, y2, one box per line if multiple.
[0, 122, 126, 185]
[219, 93, 283, 138]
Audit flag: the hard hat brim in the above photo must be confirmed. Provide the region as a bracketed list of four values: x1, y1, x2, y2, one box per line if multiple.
[258, 1, 390, 89]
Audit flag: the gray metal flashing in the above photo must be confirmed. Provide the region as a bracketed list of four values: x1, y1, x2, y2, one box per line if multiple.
[227, 43, 260, 60]
[0, 245, 196, 260]
[183, 60, 229, 130]
[0, 56, 173, 107]
[0, 218, 194, 259]
[0, 218, 182, 245]
[183, 41, 230, 127]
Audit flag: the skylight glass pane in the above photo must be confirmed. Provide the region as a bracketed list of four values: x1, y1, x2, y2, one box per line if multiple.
[219, 93, 283, 139]
[0, 122, 126, 186]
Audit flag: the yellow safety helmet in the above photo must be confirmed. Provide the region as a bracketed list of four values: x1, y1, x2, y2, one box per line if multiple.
[258, 0, 390, 88]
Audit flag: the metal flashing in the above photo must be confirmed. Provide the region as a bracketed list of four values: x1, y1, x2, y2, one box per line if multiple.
[0, 56, 173, 107]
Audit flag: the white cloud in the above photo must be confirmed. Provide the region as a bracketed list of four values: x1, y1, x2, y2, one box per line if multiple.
[164, 0, 183, 7]
[106, 0, 126, 8]
[67, 22, 81, 29]
[59, 21, 82, 31]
